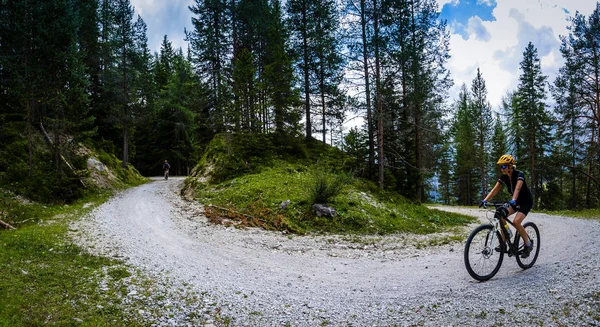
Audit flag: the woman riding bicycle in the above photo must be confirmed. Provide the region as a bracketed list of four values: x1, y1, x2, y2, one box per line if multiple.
[480, 154, 534, 258]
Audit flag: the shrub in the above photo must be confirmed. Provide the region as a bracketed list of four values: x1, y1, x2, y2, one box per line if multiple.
[309, 167, 351, 204]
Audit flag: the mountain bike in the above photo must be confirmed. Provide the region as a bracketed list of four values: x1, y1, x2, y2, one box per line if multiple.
[464, 202, 540, 281]
[164, 169, 169, 180]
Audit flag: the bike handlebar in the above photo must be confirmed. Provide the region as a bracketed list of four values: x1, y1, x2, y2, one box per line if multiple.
[480, 201, 520, 210]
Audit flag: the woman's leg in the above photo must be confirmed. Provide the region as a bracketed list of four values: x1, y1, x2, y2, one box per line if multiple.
[513, 211, 530, 245]
[500, 207, 516, 240]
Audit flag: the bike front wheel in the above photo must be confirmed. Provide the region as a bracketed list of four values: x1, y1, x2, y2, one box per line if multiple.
[464, 224, 504, 281]
[515, 222, 540, 269]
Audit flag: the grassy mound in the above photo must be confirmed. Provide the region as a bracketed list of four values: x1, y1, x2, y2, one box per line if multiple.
[185, 133, 474, 235]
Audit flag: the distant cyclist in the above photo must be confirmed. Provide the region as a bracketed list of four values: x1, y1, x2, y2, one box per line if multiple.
[163, 159, 170, 180]
[480, 154, 534, 258]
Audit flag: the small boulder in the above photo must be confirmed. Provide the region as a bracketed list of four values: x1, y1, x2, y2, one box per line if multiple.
[87, 158, 106, 172]
[279, 200, 291, 210]
[312, 204, 336, 217]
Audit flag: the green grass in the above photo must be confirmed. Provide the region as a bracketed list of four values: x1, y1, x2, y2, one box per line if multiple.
[0, 193, 146, 326]
[0, 190, 223, 326]
[193, 161, 475, 235]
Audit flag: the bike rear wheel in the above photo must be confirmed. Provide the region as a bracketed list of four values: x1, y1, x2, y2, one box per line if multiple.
[464, 224, 504, 281]
[515, 222, 540, 269]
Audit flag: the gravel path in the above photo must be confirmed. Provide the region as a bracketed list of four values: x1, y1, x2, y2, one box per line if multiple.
[72, 177, 600, 326]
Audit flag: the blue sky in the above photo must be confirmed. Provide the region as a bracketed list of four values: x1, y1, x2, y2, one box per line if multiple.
[131, 0, 598, 110]
[439, 0, 596, 108]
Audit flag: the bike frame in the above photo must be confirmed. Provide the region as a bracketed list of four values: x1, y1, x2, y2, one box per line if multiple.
[484, 203, 523, 256]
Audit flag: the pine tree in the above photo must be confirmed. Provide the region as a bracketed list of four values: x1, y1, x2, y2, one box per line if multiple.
[556, 3, 600, 208]
[343, 0, 376, 179]
[155, 35, 175, 91]
[286, 0, 318, 139]
[0, 0, 93, 200]
[343, 126, 369, 172]
[470, 68, 493, 199]
[452, 84, 478, 205]
[501, 91, 524, 160]
[490, 111, 508, 194]
[552, 64, 586, 208]
[111, 0, 148, 167]
[231, 0, 268, 132]
[437, 139, 454, 204]
[231, 47, 256, 131]
[313, 0, 345, 144]
[515, 42, 553, 208]
[385, 0, 452, 200]
[264, 0, 301, 135]
[187, 0, 232, 132]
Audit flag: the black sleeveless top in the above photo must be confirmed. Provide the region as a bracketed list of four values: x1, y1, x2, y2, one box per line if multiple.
[498, 169, 533, 205]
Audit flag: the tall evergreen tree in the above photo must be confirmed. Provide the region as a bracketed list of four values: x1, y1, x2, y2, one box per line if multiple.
[111, 0, 148, 167]
[385, 0, 453, 200]
[490, 111, 508, 193]
[155, 35, 175, 91]
[556, 3, 600, 208]
[263, 0, 301, 135]
[514, 42, 552, 208]
[552, 63, 587, 208]
[437, 139, 454, 204]
[343, 0, 376, 179]
[452, 84, 478, 205]
[501, 91, 524, 160]
[470, 68, 493, 199]
[286, 0, 318, 139]
[490, 112, 508, 172]
[187, 0, 232, 132]
[313, 0, 345, 144]
[0, 0, 93, 200]
[343, 126, 369, 172]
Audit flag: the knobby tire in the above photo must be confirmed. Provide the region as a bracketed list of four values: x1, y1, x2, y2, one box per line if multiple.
[515, 222, 540, 269]
[464, 224, 504, 281]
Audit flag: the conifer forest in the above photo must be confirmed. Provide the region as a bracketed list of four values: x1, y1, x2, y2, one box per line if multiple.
[1, 0, 599, 210]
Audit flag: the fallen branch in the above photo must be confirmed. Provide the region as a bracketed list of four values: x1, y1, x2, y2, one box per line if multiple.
[207, 204, 268, 224]
[205, 203, 288, 232]
[0, 219, 16, 230]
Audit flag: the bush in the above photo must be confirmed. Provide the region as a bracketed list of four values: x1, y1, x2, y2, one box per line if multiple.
[309, 167, 351, 204]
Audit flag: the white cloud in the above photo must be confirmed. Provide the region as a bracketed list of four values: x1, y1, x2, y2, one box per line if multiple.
[447, 0, 597, 110]
[439, 0, 459, 7]
[467, 16, 491, 41]
[131, 0, 195, 54]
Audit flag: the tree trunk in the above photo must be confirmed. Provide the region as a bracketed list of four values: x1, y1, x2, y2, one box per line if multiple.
[360, 0, 374, 178]
[27, 99, 34, 177]
[530, 131, 536, 209]
[480, 130, 486, 199]
[585, 127, 595, 208]
[122, 128, 129, 168]
[373, 0, 384, 189]
[321, 86, 326, 144]
[415, 103, 423, 201]
[410, 1, 424, 202]
[301, 1, 311, 139]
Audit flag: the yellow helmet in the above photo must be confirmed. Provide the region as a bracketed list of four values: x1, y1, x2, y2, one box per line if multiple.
[497, 154, 515, 166]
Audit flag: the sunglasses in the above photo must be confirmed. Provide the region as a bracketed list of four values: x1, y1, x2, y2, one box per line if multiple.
[500, 165, 508, 169]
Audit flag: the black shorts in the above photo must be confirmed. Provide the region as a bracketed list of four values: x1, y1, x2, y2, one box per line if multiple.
[516, 202, 532, 215]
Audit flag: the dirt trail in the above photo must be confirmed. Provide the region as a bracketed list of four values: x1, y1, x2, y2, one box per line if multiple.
[77, 177, 600, 326]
